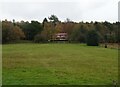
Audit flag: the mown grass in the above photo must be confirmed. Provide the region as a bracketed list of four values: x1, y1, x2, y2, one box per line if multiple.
[2, 43, 118, 85]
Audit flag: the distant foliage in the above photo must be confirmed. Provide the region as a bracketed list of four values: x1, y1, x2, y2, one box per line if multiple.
[18, 21, 43, 40]
[2, 15, 120, 44]
[2, 20, 25, 43]
[71, 25, 88, 43]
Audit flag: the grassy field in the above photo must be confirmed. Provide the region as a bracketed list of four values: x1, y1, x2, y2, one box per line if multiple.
[2, 43, 118, 85]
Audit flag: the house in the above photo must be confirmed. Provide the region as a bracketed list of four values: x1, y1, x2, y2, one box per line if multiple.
[55, 33, 68, 41]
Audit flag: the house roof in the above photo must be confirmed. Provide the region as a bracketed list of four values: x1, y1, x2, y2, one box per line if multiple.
[56, 33, 67, 36]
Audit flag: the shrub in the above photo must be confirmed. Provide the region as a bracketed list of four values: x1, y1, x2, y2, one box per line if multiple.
[86, 30, 99, 46]
[34, 34, 47, 43]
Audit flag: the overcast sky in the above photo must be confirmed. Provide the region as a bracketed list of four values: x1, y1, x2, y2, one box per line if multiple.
[0, 0, 119, 22]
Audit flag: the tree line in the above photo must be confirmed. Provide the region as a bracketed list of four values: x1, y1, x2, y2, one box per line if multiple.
[2, 15, 120, 46]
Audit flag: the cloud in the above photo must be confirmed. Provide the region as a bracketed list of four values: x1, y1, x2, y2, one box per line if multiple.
[0, 0, 119, 22]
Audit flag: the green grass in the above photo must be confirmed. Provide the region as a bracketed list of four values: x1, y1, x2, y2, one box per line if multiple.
[2, 43, 118, 85]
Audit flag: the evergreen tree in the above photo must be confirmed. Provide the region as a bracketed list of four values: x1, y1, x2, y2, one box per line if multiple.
[86, 30, 99, 46]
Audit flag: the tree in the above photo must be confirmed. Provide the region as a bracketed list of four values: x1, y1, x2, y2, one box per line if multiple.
[48, 15, 59, 24]
[65, 18, 71, 23]
[62, 22, 75, 41]
[12, 26, 25, 40]
[2, 20, 13, 43]
[2, 20, 25, 43]
[71, 25, 88, 43]
[103, 21, 114, 43]
[48, 15, 60, 41]
[41, 22, 52, 41]
[94, 22, 108, 43]
[19, 21, 43, 40]
[42, 18, 48, 27]
[86, 30, 99, 46]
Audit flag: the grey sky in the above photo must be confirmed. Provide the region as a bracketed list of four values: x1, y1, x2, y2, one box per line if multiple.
[0, 0, 119, 22]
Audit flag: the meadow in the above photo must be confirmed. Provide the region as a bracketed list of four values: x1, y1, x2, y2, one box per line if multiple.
[2, 43, 118, 85]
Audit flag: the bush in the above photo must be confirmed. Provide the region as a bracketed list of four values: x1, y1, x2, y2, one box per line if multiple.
[86, 30, 99, 46]
[34, 34, 47, 43]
